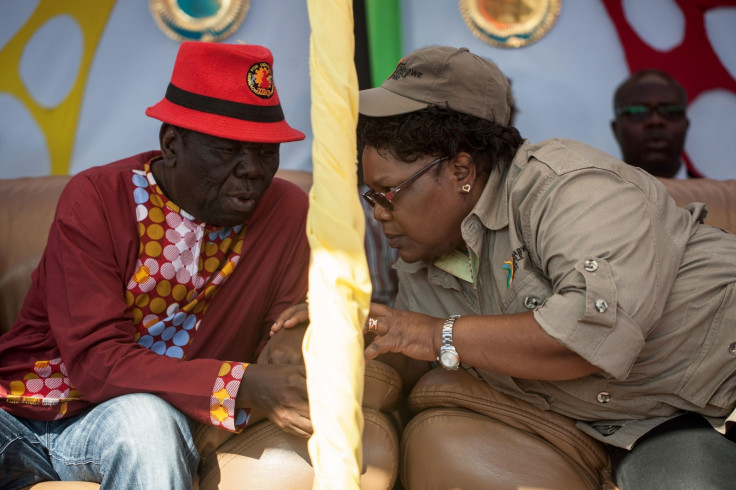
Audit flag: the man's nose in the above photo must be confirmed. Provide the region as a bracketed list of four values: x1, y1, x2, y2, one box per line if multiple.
[233, 151, 262, 178]
[645, 108, 668, 125]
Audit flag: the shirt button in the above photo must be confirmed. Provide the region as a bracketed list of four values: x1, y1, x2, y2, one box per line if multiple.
[584, 259, 598, 272]
[597, 392, 612, 403]
[596, 424, 619, 435]
[595, 299, 608, 313]
[729, 342, 736, 355]
[524, 296, 541, 309]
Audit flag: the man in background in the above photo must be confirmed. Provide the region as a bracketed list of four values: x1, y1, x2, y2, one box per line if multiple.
[611, 69, 691, 178]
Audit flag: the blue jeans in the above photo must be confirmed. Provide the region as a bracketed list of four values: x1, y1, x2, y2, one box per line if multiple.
[0, 393, 199, 489]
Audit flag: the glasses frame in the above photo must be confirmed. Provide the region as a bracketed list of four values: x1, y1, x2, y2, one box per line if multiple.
[361, 156, 449, 211]
[615, 104, 687, 121]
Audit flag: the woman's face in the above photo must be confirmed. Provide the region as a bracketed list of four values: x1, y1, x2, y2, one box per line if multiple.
[361, 145, 472, 264]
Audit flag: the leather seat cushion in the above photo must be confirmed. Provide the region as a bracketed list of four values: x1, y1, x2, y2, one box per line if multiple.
[409, 368, 612, 488]
[198, 408, 398, 490]
[402, 407, 608, 490]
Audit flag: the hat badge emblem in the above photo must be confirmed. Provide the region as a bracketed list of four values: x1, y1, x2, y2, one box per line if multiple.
[247, 62, 274, 99]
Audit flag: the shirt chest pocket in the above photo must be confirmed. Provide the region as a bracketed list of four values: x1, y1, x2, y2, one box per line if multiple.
[501, 269, 553, 314]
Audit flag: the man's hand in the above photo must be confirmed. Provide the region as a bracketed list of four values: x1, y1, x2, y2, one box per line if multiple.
[260, 321, 307, 365]
[239, 319, 311, 436]
[237, 363, 312, 437]
[270, 303, 309, 337]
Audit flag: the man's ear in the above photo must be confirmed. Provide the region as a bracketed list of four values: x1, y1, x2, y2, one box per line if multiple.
[159, 124, 179, 167]
[610, 120, 621, 145]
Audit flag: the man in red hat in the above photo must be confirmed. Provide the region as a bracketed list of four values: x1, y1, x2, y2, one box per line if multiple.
[0, 42, 311, 488]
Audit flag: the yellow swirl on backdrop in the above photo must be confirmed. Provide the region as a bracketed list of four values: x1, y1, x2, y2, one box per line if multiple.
[304, 0, 371, 488]
[0, 0, 115, 175]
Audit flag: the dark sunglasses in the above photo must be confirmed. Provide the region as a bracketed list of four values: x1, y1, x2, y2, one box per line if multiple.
[361, 156, 448, 211]
[615, 104, 686, 122]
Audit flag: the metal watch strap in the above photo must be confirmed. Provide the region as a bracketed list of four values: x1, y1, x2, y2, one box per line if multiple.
[438, 314, 462, 370]
[441, 315, 461, 348]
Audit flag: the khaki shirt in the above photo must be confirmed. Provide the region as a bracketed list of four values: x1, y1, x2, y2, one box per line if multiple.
[395, 139, 736, 448]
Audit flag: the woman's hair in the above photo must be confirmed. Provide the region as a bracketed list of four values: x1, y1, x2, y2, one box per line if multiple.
[357, 105, 523, 176]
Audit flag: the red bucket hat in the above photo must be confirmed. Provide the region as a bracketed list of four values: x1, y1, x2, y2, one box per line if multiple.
[146, 42, 305, 143]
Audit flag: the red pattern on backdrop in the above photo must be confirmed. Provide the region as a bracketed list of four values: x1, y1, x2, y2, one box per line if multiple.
[601, 0, 736, 177]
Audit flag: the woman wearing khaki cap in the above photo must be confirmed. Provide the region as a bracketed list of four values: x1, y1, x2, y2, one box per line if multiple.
[355, 45, 736, 489]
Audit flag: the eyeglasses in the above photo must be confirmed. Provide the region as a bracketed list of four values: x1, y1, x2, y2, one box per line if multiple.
[615, 104, 686, 122]
[361, 156, 448, 211]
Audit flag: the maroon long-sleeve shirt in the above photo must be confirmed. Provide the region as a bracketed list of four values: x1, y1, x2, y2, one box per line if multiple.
[0, 152, 309, 431]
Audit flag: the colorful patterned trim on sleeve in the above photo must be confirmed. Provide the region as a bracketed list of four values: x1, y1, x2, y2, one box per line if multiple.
[210, 361, 250, 432]
[5, 358, 81, 419]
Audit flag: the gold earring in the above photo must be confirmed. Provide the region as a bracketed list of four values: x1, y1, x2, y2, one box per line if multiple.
[461, 184, 471, 193]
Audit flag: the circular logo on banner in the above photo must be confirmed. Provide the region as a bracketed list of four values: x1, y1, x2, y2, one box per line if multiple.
[459, 0, 562, 48]
[247, 62, 275, 99]
[149, 0, 250, 42]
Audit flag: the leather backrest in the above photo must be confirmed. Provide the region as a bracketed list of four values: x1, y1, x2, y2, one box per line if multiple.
[275, 169, 312, 194]
[659, 178, 736, 234]
[0, 175, 71, 334]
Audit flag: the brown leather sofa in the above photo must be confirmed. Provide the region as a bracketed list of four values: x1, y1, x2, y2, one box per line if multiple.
[0, 170, 401, 490]
[2, 172, 735, 490]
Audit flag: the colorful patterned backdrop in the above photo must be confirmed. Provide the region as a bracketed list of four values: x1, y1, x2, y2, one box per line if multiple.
[1, 0, 734, 179]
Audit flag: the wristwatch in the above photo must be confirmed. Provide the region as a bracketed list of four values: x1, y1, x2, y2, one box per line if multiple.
[437, 315, 462, 370]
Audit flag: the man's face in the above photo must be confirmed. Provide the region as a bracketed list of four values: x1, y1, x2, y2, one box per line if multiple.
[167, 128, 280, 227]
[611, 80, 689, 178]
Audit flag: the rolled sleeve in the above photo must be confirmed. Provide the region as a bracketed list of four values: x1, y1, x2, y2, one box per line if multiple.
[521, 169, 673, 378]
[534, 294, 644, 379]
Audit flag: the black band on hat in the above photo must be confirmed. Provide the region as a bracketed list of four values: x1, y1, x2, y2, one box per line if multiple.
[165, 84, 285, 123]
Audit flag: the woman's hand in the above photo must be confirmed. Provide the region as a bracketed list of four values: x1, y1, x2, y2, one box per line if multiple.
[270, 303, 309, 337]
[363, 302, 443, 362]
[364, 306, 599, 380]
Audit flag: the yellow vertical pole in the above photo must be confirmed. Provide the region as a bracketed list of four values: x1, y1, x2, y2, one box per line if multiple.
[303, 0, 371, 488]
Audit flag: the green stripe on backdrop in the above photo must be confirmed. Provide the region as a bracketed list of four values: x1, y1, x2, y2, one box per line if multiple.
[364, 0, 403, 87]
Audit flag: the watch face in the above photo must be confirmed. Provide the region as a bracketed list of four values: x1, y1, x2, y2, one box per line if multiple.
[440, 350, 460, 370]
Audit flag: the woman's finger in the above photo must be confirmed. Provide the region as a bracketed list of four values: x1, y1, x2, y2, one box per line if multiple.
[364, 340, 384, 361]
[365, 316, 379, 334]
[368, 301, 390, 318]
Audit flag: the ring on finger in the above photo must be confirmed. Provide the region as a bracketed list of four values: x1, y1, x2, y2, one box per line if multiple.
[367, 317, 378, 333]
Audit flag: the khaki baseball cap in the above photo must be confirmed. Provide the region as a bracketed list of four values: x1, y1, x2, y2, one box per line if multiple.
[359, 46, 513, 125]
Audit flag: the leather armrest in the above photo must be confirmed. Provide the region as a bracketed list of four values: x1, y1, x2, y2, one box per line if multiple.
[409, 367, 609, 477]
[194, 361, 401, 460]
[258, 324, 402, 413]
[401, 407, 612, 490]
[363, 360, 402, 412]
